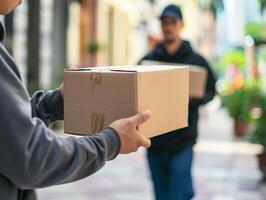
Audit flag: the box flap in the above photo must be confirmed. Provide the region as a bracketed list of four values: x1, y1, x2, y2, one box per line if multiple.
[110, 65, 187, 72]
[141, 60, 206, 70]
[64, 71, 137, 105]
[65, 65, 188, 73]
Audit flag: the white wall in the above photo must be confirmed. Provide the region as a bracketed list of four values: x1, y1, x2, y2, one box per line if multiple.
[39, 0, 53, 89]
[13, 1, 28, 85]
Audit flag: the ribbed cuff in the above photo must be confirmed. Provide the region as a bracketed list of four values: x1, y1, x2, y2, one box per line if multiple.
[43, 88, 64, 121]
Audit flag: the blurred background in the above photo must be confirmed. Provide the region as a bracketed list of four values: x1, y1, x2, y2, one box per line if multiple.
[2, 0, 266, 199]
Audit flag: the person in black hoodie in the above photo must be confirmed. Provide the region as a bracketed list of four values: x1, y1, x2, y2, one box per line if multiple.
[140, 5, 217, 200]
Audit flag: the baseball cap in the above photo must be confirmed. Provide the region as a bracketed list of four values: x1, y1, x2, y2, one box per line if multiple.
[160, 4, 183, 21]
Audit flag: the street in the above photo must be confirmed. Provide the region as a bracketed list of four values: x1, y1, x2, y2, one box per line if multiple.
[39, 99, 266, 200]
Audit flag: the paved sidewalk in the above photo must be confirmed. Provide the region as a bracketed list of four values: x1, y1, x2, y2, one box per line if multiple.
[39, 101, 266, 200]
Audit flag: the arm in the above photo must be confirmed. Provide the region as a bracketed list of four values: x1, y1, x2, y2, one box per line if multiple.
[0, 61, 120, 189]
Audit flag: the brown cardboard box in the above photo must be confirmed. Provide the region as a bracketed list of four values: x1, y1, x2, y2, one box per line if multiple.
[64, 65, 189, 138]
[141, 60, 208, 98]
[188, 66, 208, 98]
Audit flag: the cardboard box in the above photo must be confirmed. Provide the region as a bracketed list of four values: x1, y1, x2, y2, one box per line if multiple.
[64, 66, 189, 138]
[189, 66, 208, 98]
[141, 60, 208, 98]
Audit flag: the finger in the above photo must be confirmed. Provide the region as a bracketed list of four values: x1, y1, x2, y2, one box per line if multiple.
[59, 82, 64, 96]
[69, 66, 77, 70]
[138, 134, 151, 148]
[60, 82, 64, 88]
[129, 110, 152, 126]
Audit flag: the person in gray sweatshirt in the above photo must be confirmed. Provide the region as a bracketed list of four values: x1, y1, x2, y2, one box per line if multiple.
[0, 1, 152, 200]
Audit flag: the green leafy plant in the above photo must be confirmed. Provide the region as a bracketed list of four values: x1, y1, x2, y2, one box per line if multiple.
[244, 22, 266, 41]
[88, 41, 104, 55]
[258, 0, 266, 13]
[258, 46, 266, 64]
[250, 114, 266, 151]
[251, 115, 266, 150]
[217, 49, 245, 76]
[248, 87, 266, 149]
[221, 87, 251, 122]
[221, 80, 264, 121]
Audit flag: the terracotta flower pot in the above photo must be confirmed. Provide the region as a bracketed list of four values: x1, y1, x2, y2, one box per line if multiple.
[234, 118, 249, 137]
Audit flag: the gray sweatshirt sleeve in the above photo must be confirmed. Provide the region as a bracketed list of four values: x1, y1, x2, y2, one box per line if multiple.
[0, 57, 121, 189]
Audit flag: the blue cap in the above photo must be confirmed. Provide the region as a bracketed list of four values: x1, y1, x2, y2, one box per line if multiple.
[160, 4, 183, 21]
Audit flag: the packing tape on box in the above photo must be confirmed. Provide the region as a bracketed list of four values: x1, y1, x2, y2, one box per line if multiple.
[91, 113, 105, 134]
[89, 73, 102, 91]
[89, 69, 111, 91]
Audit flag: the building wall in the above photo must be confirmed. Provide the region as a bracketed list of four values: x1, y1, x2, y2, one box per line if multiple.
[96, 0, 147, 66]
[91, 0, 201, 66]
[171, 0, 199, 44]
[67, 2, 81, 67]
[10, 0, 216, 90]
[13, 2, 28, 85]
[39, 0, 53, 89]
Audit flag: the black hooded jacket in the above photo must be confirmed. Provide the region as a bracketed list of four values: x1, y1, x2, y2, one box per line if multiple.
[141, 41, 217, 153]
[0, 22, 4, 41]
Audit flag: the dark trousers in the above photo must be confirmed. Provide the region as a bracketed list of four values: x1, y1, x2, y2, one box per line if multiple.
[147, 146, 194, 200]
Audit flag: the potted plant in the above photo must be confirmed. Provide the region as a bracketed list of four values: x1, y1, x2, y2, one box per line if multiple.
[220, 84, 252, 136]
[252, 118, 266, 180]
[249, 91, 266, 179]
[216, 48, 245, 77]
[217, 48, 252, 136]
[87, 41, 101, 55]
[221, 79, 265, 135]
[244, 22, 266, 42]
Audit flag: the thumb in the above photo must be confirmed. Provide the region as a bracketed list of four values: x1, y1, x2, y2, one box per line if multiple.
[129, 110, 152, 126]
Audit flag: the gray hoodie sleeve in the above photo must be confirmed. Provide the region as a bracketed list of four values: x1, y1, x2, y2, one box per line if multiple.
[0, 54, 121, 190]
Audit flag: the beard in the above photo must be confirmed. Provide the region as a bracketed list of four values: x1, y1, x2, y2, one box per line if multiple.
[164, 37, 176, 44]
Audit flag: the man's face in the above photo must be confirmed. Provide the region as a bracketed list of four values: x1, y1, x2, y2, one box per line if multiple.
[161, 17, 183, 43]
[0, 0, 22, 15]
